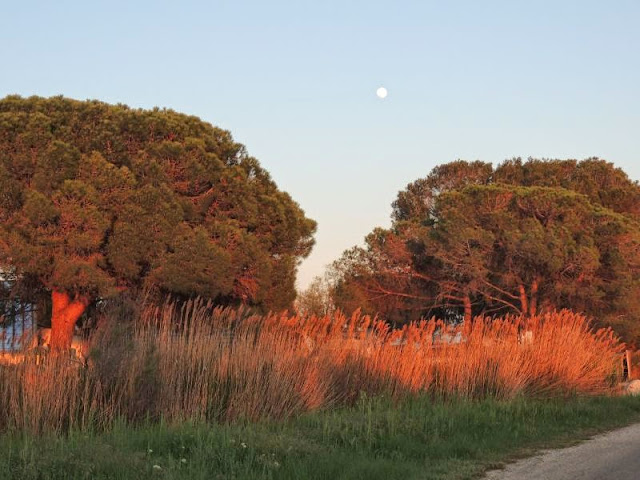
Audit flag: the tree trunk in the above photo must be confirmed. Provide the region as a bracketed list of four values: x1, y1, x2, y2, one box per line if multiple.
[518, 284, 529, 316]
[626, 349, 634, 381]
[530, 278, 539, 317]
[463, 293, 472, 325]
[50, 291, 88, 351]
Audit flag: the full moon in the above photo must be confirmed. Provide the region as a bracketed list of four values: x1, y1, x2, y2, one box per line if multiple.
[376, 87, 388, 99]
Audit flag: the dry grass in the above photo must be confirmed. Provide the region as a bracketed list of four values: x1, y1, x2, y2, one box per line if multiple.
[0, 301, 625, 434]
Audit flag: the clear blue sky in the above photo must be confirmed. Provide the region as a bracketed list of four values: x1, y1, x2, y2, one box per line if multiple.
[2, 1, 639, 289]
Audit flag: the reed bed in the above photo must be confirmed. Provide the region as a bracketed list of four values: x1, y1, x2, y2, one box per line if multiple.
[0, 301, 624, 434]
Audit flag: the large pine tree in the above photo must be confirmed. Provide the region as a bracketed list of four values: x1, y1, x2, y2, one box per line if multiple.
[0, 95, 316, 349]
[332, 158, 640, 345]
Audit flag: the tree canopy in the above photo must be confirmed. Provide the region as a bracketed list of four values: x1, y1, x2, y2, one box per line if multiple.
[0, 95, 316, 348]
[295, 275, 335, 318]
[331, 158, 640, 345]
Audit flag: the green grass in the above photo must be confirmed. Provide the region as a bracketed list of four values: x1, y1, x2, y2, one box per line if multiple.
[2, 394, 640, 480]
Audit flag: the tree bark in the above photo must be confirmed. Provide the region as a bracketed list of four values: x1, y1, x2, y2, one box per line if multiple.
[50, 291, 88, 352]
[530, 278, 539, 317]
[518, 284, 529, 316]
[463, 293, 472, 325]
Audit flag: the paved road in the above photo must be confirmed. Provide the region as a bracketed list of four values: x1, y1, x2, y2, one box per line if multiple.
[484, 423, 640, 480]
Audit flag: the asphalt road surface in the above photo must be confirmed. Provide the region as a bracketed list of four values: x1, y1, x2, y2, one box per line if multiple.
[484, 422, 640, 480]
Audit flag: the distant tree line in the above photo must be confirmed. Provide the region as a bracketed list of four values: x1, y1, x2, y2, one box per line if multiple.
[330, 158, 640, 346]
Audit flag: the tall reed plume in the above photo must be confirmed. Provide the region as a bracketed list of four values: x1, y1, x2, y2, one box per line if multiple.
[0, 300, 624, 434]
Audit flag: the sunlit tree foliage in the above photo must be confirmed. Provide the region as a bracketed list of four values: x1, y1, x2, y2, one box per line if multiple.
[0, 96, 316, 349]
[331, 158, 640, 345]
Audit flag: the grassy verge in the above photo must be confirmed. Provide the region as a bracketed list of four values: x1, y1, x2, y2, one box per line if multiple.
[2, 394, 640, 480]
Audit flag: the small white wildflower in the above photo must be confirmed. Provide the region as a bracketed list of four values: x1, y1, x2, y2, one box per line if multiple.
[273, 461, 280, 468]
[240, 442, 247, 449]
[152, 464, 162, 471]
[181, 458, 187, 464]
[147, 448, 153, 454]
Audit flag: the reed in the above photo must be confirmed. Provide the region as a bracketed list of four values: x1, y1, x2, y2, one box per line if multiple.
[0, 300, 624, 434]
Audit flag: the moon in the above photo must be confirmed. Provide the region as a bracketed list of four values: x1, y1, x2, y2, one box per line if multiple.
[376, 87, 388, 99]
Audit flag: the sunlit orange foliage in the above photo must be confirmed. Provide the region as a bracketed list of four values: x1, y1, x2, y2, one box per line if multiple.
[0, 302, 624, 434]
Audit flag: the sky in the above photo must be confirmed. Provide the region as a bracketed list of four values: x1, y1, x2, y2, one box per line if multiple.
[2, 1, 639, 290]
